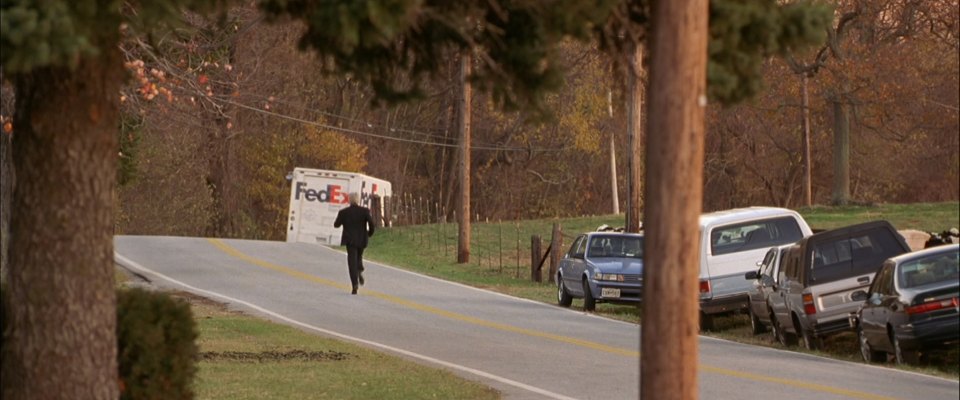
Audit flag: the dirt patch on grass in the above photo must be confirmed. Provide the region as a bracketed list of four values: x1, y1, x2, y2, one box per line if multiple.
[170, 290, 232, 312]
[200, 350, 355, 363]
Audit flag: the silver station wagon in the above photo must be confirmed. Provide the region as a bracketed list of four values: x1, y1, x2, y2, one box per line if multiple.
[556, 232, 644, 311]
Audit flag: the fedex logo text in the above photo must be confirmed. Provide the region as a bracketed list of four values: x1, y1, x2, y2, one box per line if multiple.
[295, 182, 348, 204]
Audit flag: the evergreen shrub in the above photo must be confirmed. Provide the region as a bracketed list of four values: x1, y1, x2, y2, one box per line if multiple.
[117, 288, 198, 400]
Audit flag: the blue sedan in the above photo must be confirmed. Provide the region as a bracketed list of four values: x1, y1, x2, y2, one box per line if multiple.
[557, 232, 644, 311]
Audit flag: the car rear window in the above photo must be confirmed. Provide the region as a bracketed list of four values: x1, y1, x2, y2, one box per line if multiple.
[588, 235, 644, 258]
[710, 216, 804, 256]
[810, 228, 908, 283]
[898, 249, 959, 289]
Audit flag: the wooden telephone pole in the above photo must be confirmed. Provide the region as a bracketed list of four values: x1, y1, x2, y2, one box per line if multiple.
[641, 1, 708, 399]
[625, 42, 644, 233]
[457, 51, 472, 264]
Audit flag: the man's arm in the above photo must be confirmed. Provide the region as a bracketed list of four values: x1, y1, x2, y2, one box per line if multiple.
[334, 209, 343, 228]
[366, 209, 375, 237]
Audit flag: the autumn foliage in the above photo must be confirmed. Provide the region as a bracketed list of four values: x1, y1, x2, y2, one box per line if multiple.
[106, 1, 959, 240]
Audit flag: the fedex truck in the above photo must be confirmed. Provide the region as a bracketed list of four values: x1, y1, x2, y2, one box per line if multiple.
[286, 168, 392, 245]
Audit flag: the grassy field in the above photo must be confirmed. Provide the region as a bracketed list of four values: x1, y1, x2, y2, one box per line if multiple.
[363, 202, 960, 378]
[181, 292, 500, 400]
[798, 202, 960, 232]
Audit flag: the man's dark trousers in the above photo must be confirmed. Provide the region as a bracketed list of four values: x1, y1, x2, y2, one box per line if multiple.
[333, 202, 375, 293]
[346, 245, 365, 289]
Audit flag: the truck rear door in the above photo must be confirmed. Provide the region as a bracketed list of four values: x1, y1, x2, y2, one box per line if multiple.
[288, 173, 351, 244]
[810, 226, 910, 323]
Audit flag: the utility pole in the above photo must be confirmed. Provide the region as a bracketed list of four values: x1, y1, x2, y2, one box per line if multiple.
[625, 42, 644, 233]
[641, 0, 708, 399]
[457, 51, 472, 263]
[608, 91, 620, 215]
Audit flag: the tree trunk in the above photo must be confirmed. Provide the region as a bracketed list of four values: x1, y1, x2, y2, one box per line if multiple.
[205, 128, 231, 236]
[3, 56, 122, 399]
[442, 100, 457, 220]
[457, 51, 472, 263]
[625, 42, 644, 233]
[801, 74, 813, 207]
[831, 98, 851, 205]
[609, 132, 620, 215]
[641, 0, 708, 399]
[608, 91, 620, 215]
[205, 41, 239, 238]
[0, 129, 12, 281]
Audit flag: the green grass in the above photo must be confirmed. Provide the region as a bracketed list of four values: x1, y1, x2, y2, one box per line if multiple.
[187, 293, 500, 400]
[364, 202, 960, 378]
[798, 202, 960, 232]
[113, 269, 500, 399]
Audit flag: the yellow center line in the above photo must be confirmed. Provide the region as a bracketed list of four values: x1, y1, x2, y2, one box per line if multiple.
[700, 365, 897, 400]
[207, 238, 634, 356]
[208, 238, 900, 400]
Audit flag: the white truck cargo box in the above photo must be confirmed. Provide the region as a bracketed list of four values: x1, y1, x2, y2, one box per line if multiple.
[286, 168, 391, 245]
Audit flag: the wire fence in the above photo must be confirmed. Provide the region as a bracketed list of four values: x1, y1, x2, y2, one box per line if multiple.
[380, 194, 575, 283]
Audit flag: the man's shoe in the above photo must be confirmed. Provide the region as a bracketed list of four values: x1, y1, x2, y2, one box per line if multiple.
[351, 287, 358, 295]
[359, 273, 365, 286]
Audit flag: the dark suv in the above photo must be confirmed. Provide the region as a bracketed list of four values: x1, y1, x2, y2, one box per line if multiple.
[768, 221, 911, 349]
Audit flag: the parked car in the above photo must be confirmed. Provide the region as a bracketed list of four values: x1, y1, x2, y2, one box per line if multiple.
[557, 232, 644, 311]
[771, 220, 911, 350]
[744, 244, 794, 335]
[697, 207, 813, 330]
[850, 244, 959, 365]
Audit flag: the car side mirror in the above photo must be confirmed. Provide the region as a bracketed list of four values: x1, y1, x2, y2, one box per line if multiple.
[760, 275, 775, 288]
[745, 270, 759, 280]
[851, 290, 868, 302]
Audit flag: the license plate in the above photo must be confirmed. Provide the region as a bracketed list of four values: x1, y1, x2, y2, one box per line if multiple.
[601, 288, 621, 298]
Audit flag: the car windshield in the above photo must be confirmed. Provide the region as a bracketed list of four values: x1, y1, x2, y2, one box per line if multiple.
[587, 235, 644, 259]
[898, 249, 959, 289]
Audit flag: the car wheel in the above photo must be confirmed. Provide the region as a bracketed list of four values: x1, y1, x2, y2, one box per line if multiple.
[557, 276, 573, 307]
[749, 307, 767, 335]
[771, 313, 797, 347]
[858, 326, 885, 363]
[582, 279, 596, 312]
[893, 334, 919, 365]
[699, 312, 715, 332]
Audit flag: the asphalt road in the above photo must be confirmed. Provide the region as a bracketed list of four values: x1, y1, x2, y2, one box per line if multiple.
[114, 236, 960, 400]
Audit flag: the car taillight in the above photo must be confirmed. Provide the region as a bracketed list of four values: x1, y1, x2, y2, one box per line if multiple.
[699, 280, 711, 294]
[802, 293, 816, 315]
[906, 297, 958, 315]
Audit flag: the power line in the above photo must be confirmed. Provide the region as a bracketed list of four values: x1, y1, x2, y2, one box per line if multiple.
[241, 91, 452, 141]
[124, 38, 570, 152]
[162, 81, 569, 152]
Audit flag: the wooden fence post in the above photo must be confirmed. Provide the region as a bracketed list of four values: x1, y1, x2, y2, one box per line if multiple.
[549, 223, 562, 284]
[382, 196, 392, 227]
[515, 221, 521, 279]
[370, 195, 382, 228]
[530, 235, 542, 282]
[498, 220, 503, 272]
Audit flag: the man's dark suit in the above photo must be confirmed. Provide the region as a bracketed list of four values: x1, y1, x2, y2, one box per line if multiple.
[333, 203, 375, 293]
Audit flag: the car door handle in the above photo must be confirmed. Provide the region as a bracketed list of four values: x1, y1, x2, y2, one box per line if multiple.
[857, 276, 870, 284]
